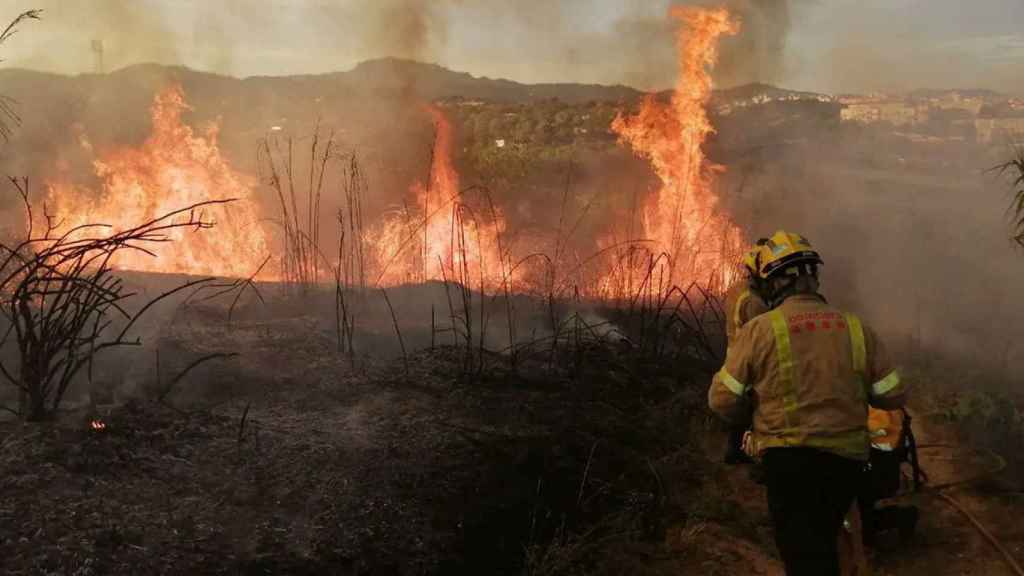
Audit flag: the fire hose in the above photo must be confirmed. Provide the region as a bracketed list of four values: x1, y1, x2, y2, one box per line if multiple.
[893, 443, 1024, 576]
[936, 491, 1024, 576]
[903, 442, 1004, 492]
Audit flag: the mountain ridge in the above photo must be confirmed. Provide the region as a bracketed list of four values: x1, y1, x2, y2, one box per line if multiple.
[0, 58, 837, 106]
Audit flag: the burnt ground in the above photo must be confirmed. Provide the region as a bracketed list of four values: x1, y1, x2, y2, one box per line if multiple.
[0, 290, 767, 576]
[3, 288, 1023, 575]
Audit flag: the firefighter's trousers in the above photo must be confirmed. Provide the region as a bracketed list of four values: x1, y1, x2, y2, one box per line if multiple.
[763, 447, 863, 576]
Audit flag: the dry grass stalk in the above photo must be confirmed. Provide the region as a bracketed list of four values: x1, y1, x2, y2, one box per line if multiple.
[379, 287, 408, 376]
[258, 124, 340, 293]
[0, 10, 42, 142]
[995, 145, 1024, 247]
[334, 153, 367, 360]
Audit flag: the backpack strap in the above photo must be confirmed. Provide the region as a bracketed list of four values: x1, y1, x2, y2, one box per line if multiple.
[899, 407, 928, 492]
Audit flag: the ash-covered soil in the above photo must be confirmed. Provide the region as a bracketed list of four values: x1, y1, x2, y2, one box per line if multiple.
[6, 289, 1015, 569]
[0, 291, 755, 575]
[4, 285, 1020, 576]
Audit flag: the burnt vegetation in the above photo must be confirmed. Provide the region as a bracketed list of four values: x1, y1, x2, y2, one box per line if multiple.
[0, 178, 242, 421]
[1, 80, 1023, 576]
[0, 10, 40, 141]
[0, 104, 747, 574]
[0, 200, 742, 574]
[4, 7, 1024, 575]
[0, 96, 745, 573]
[997, 146, 1024, 247]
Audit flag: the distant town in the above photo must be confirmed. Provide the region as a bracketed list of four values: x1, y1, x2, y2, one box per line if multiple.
[715, 85, 1024, 146]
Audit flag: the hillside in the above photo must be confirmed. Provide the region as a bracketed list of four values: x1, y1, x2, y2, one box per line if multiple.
[3, 53, 1024, 576]
[0, 58, 646, 111]
[0, 59, 841, 224]
[0, 58, 833, 115]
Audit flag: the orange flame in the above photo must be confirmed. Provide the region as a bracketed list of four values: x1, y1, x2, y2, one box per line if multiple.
[372, 106, 513, 288]
[39, 33, 745, 301]
[90, 419, 106, 431]
[605, 6, 744, 294]
[45, 86, 271, 279]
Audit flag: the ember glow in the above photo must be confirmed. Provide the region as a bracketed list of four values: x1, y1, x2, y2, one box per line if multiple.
[605, 6, 744, 294]
[371, 106, 513, 289]
[45, 86, 271, 279]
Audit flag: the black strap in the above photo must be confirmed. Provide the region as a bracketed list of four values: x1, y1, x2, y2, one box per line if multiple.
[901, 408, 928, 492]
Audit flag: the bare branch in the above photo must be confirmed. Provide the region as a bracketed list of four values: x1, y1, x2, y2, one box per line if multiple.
[992, 145, 1024, 247]
[0, 179, 235, 420]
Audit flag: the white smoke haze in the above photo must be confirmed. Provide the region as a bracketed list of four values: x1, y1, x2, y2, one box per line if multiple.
[7, 0, 1019, 94]
[6, 1, 656, 82]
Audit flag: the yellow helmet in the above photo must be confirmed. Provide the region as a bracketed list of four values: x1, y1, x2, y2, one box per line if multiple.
[756, 230, 823, 280]
[741, 238, 770, 273]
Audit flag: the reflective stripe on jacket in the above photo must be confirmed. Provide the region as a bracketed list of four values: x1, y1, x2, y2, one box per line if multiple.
[723, 281, 768, 345]
[708, 294, 906, 461]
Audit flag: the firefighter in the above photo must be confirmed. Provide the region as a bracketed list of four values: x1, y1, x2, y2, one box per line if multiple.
[724, 240, 770, 343]
[708, 230, 906, 576]
[722, 240, 770, 464]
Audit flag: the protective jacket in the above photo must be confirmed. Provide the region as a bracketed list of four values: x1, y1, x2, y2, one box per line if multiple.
[723, 280, 769, 345]
[708, 293, 906, 461]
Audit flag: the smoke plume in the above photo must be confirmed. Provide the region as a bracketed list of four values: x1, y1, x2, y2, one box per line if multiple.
[710, 0, 798, 87]
[3, 0, 801, 90]
[4, 0, 179, 73]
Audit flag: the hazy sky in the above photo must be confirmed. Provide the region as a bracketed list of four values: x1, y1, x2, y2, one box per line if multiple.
[2, 0, 1023, 94]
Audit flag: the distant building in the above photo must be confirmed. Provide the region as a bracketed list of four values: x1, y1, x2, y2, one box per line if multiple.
[843, 100, 925, 126]
[975, 118, 1024, 144]
[839, 97, 927, 127]
[840, 103, 880, 123]
[714, 88, 834, 116]
[877, 102, 920, 126]
[930, 93, 985, 116]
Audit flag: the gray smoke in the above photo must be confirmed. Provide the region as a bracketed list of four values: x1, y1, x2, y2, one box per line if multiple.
[711, 0, 799, 87]
[3, 0, 179, 73]
[3, 0, 801, 90]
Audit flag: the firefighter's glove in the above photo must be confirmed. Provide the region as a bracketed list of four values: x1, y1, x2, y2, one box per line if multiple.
[741, 430, 759, 459]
